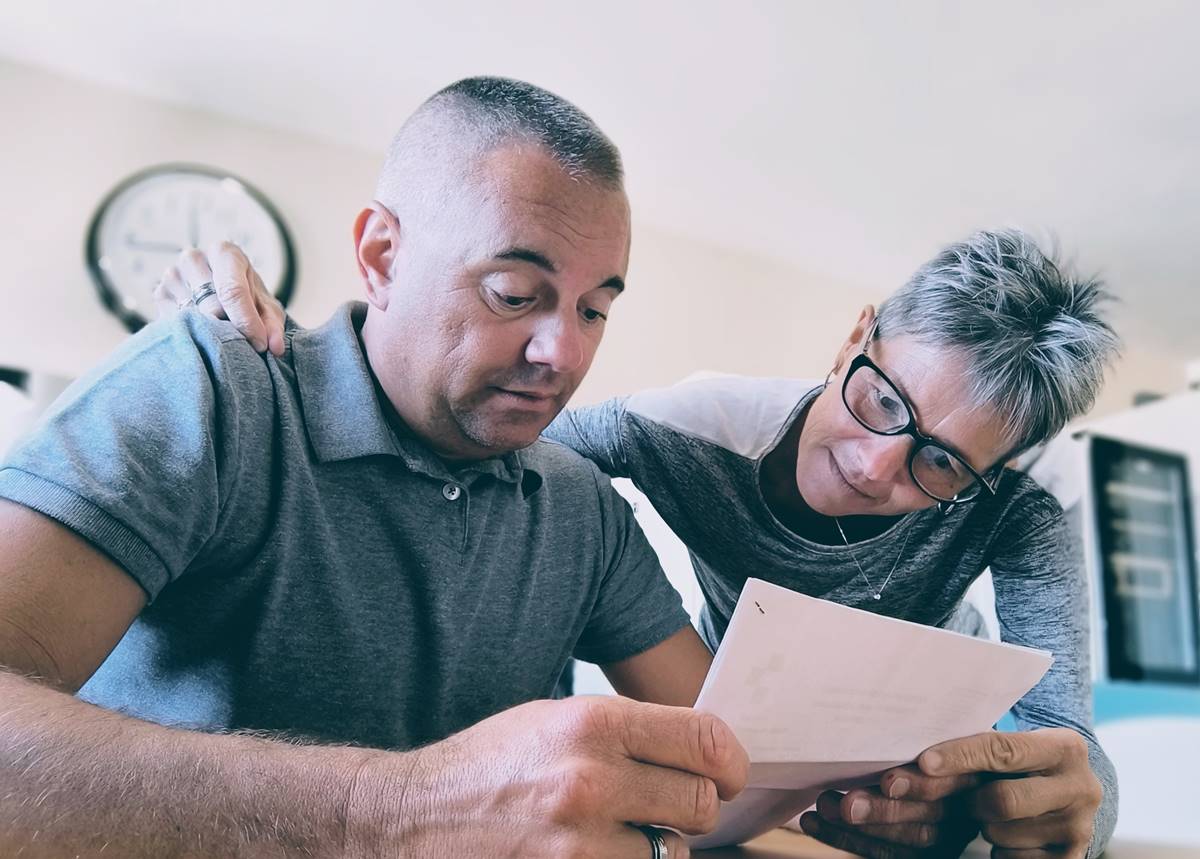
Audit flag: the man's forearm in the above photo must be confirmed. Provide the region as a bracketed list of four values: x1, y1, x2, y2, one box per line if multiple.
[0, 670, 405, 858]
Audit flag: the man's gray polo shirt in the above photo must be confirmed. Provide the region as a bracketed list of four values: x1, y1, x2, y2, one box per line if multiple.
[0, 302, 688, 750]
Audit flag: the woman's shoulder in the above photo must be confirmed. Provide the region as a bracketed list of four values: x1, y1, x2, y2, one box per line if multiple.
[625, 372, 821, 460]
[972, 468, 1066, 545]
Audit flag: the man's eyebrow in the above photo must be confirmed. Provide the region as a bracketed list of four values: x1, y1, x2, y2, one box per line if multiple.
[496, 247, 557, 273]
[495, 247, 625, 293]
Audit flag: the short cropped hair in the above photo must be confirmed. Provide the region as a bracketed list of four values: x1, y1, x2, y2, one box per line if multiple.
[877, 229, 1120, 451]
[377, 76, 623, 204]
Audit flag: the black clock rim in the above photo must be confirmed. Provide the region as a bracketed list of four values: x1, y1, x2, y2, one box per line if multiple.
[84, 162, 297, 334]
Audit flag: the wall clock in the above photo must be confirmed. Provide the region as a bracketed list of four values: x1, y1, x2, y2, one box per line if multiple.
[85, 163, 296, 332]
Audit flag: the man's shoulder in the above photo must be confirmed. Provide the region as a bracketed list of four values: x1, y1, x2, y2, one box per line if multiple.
[175, 310, 282, 375]
[31, 312, 276, 432]
[108, 310, 278, 387]
[155, 311, 294, 409]
[624, 372, 821, 460]
[47, 311, 289, 453]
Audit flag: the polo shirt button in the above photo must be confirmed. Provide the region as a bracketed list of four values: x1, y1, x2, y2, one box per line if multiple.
[442, 483, 462, 501]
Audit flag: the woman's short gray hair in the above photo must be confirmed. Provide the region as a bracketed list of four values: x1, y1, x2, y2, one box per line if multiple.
[876, 229, 1120, 452]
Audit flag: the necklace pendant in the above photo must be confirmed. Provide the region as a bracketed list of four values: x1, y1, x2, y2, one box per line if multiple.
[873, 593, 881, 600]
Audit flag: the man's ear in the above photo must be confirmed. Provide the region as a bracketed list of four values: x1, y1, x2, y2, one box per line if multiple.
[830, 305, 877, 376]
[353, 201, 401, 310]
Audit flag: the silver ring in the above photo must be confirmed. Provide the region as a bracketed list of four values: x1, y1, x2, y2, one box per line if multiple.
[179, 281, 217, 308]
[188, 281, 218, 306]
[637, 826, 668, 859]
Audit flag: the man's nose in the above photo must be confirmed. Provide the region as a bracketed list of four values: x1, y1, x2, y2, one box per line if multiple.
[858, 434, 911, 485]
[525, 312, 586, 375]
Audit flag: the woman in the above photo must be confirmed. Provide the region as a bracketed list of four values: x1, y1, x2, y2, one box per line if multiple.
[171, 228, 1118, 859]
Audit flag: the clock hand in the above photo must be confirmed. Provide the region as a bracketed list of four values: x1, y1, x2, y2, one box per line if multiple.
[188, 206, 199, 247]
[125, 236, 184, 254]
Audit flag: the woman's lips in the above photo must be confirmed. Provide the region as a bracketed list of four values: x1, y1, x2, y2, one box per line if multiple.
[828, 450, 873, 499]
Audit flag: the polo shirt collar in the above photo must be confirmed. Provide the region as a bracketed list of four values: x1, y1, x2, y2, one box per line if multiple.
[291, 302, 532, 488]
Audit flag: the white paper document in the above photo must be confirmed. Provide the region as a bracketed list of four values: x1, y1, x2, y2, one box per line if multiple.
[689, 578, 1053, 848]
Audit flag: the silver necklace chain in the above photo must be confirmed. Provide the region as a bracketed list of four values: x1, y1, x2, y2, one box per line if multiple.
[834, 515, 915, 600]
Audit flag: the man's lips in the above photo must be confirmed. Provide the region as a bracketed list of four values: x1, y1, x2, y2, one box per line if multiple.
[492, 386, 561, 402]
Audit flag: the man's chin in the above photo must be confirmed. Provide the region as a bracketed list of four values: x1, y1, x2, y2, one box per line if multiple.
[457, 413, 553, 455]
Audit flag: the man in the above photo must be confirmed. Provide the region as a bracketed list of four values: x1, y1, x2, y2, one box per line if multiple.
[0, 78, 750, 858]
[208, 230, 1120, 859]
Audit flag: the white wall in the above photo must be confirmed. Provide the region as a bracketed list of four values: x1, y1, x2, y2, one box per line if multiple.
[0, 60, 373, 379]
[0, 59, 1185, 416]
[0, 383, 32, 457]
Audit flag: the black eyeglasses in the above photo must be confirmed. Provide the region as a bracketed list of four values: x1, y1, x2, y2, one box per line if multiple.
[839, 327, 1000, 504]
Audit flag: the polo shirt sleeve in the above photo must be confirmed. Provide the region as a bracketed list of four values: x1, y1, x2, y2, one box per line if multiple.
[0, 315, 250, 601]
[571, 465, 691, 665]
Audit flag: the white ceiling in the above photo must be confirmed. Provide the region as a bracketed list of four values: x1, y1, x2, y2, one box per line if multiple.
[2, 0, 1198, 359]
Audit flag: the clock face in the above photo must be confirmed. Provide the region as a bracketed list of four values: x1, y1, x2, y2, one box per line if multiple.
[87, 165, 295, 331]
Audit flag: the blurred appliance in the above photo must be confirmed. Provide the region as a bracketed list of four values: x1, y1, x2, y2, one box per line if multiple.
[1076, 392, 1200, 845]
[1090, 437, 1199, 684]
